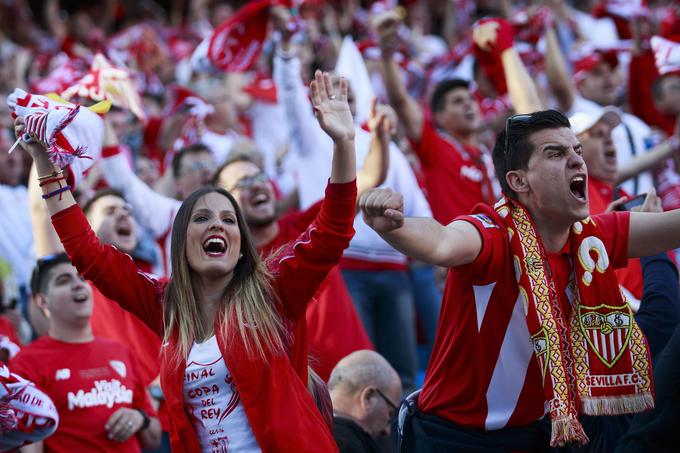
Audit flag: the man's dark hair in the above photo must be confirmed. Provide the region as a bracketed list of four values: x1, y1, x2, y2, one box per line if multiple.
[171, 143, 212, 179]
[30, 253, 71, 295]
[82, 188, 126, 217]
[430, 79, 471, 113]
[212, 153, 261, 186]
[493, 109, 571, 199]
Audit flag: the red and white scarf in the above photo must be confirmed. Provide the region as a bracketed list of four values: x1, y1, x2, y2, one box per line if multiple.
[0, 363, 59, 450]
[479, 198, 654, 446]
[7, 88, 105, 186]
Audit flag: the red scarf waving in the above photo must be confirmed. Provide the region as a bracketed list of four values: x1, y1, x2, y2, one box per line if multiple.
[208, 0, 272, 72]
[478, 198, 653, 447]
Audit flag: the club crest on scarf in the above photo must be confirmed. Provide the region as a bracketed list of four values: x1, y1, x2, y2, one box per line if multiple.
[480, 197, 654, 447]
[578, 304, 633, 368]
[531, 327, 549, 380]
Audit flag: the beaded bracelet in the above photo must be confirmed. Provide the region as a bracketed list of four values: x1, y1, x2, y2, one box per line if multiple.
[42, 185, 71, 200]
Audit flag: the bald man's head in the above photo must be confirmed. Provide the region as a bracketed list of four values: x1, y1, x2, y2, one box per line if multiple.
[329, 350, 402, 438]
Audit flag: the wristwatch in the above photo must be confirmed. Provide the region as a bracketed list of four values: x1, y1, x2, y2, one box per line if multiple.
[134, 408, 151, 431]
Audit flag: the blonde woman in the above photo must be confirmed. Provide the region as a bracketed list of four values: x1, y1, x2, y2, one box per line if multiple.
[17, 71, 356, 452]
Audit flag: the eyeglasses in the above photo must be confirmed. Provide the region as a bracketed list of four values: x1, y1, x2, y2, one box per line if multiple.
[182, 160, 214, 174]
[375, 388, 399, 422]
[504, 113, 533, 156]
[230, 172, 269, 191]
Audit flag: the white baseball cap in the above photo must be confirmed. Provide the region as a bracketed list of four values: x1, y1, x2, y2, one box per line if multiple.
[569, 106, 622, 136]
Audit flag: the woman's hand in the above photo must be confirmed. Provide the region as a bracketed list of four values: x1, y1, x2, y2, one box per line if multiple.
[310, 70, 355, 143]
[13, 117, 48, 159]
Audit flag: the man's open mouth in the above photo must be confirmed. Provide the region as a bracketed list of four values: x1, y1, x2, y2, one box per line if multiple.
[251, 193, 269, 207]
[73, 293, 89, 304]
[570, 175, 586, 201]
[116, 223, 132, 238]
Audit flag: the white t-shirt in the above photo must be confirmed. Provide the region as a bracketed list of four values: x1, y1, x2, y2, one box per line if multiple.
[183, 336, 260, 452]
[200, 129, 241, 166]
[0, 184, 34, 289]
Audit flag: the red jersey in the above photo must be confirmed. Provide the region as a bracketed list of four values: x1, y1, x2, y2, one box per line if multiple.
[260, 201, 373, 381]
[418, 210, 630, 430]
[10, 336, 155, 453]
[410, 119, 497, 225]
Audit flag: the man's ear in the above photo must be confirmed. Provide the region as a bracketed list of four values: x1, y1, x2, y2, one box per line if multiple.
[33, 294, 49, 317]
[358, 386, 377, 411]
[506, 169, 529, 194]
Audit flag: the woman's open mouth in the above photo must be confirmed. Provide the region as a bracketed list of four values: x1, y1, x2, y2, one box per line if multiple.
[202, 236, 227, 256]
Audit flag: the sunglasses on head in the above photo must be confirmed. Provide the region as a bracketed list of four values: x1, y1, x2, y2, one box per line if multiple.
[504, 113, 533, 156]
[31, 253, 67, 294]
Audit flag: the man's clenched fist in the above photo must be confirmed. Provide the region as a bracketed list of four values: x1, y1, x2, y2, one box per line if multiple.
[359, 188, 404, 233]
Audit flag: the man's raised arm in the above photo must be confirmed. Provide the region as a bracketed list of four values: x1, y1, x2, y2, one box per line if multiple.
[358, 188, 482, 267]
[374, 13, 423, 142]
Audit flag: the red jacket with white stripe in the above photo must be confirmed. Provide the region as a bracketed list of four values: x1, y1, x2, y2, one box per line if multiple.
[52, 181, 357, 453]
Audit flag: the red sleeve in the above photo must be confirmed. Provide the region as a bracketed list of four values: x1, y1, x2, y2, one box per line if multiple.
[592, 211, 630, 270]
[451, 213, 509, 285]
[409, 116, 446, 168]
[628, 50, 663, 127]
[271, 180, 356, 321]
[281, 200, 323, 234]
[51, 205, 165, 336]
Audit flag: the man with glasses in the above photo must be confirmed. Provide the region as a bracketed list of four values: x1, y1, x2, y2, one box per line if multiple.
[328, 350, 402, 452]
[359, 109, 680, 450]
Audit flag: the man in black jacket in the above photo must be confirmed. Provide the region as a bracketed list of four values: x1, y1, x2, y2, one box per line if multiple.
[329, 350, 402, 453]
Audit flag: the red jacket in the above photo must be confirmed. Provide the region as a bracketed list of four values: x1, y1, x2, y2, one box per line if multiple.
[260, 200, 373, 381]
[52, 181, 357, 452]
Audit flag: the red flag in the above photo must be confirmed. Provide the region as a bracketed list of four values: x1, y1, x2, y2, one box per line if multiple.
[208, 0, 272, 72]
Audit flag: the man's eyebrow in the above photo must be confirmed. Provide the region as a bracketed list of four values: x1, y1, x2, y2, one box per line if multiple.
[53, 271, 73, 281]
[542, 143, 581, 153]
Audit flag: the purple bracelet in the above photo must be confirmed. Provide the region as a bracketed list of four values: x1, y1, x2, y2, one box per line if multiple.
[42, 185, 71, 200]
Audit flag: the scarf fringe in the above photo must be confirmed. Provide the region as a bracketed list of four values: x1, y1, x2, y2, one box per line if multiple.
[580, 392, 654, 416]
[550, 415, 589, 447]
[46, 104, 91, 168]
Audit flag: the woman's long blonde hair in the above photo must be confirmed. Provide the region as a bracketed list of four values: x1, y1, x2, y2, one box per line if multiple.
[163, 187, 286, 365]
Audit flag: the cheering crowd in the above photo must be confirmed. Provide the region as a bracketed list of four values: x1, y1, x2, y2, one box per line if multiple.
[1, 0, 680, 452]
